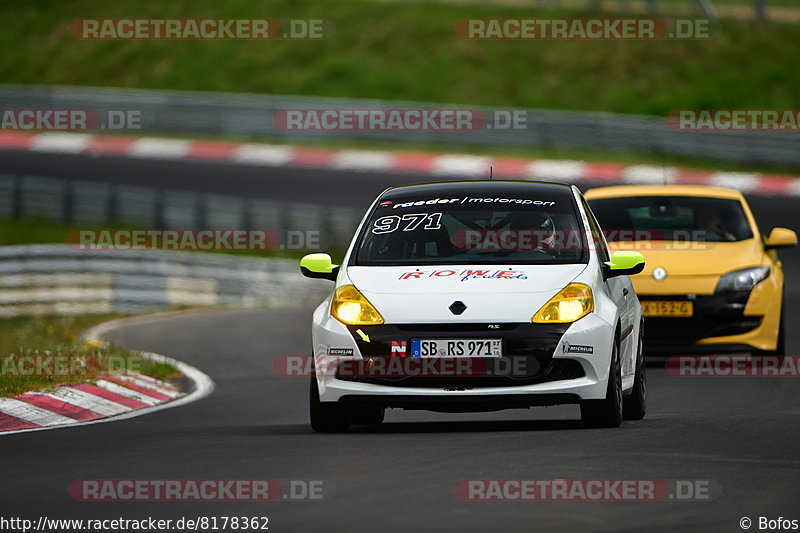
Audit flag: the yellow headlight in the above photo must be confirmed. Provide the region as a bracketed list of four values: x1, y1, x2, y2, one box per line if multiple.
[331, 285, 384, 325]
[532, 283, 594, 324]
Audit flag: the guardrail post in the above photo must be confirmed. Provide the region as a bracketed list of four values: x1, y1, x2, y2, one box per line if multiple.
[107, 184, 118, 225]
[11, 175, 22, 220]
[695, 0, 719, 21]
[755, 0, 767, 21]
[62, 180, 74, 225]
[320, 206, 332, 252]
[196, 193, 207, 229]
[154, 189, 165, 229]
[241, 197, 252, 231]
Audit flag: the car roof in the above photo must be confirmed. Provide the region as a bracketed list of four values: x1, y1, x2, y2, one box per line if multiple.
[584, 184, 745, 201]
[380, 180, 575, 202]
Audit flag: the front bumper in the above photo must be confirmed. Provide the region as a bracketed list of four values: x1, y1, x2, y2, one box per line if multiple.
[311, 313, 615, 407]
[639, 291, 773, 354]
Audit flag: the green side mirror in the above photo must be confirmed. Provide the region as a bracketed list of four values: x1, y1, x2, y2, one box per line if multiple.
[765, 227, 798, 249]
[300, 253, 339, 281]
[604, 251, 646, 279]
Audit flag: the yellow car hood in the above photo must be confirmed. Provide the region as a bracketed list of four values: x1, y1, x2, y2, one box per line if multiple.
[608, 239, 763, 295]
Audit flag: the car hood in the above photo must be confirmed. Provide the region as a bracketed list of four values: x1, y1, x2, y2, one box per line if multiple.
[608, 239, 763, 277]
[345, 264, 587, 323]
[608, 239, 764, 295]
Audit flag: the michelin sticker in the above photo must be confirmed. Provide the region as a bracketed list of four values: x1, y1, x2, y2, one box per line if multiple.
[563, 343, 593, 354]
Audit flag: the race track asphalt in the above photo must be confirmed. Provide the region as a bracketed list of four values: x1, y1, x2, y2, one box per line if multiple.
[1, 150, 799, 532]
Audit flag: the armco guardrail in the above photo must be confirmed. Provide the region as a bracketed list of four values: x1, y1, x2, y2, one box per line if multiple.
[0, 85, 797, 167]
[0, 244, 331, 317]
[0, 174, 363, 251]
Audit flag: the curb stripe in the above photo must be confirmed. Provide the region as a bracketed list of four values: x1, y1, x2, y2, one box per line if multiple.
[233, 144, 293, 165]
[45, 387, 132, 416]
[391, 152, 438, 173]
[0, 132, 34, 149]
[186, 141, 240, 160]
[115, 375, 180, 398]
[122, 371, 179, 392]
[0, 411, 39, 430]
[85, 135, 139, 155]
[102, 376, 173, 401]
[432, 155, 491, 177]
[0, 132, 798, 195]
[0, 315, 209, 436]
[95, 379, 163, 405]
[72, 383, 150, 409]
[489, 157, 532, 179]
[131, 137, 191, 159]
[17, 393, 103, 422]
[29, 132, 91, 153]
[0, 398, 77, 426]
[290, 147, 337, 167]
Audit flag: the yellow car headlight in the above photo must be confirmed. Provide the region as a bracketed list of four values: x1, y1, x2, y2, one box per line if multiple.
[331, 284, 384, 325]
[532, 283, 594, 324]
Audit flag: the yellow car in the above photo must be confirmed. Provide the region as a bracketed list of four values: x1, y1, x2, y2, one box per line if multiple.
[585, 185, 796, 355]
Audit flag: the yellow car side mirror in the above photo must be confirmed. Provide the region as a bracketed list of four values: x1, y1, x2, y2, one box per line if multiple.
[300, 253, 339, 281]
[765, 228, 798, 249]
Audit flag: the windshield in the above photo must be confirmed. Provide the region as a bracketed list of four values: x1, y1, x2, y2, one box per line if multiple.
[588, 196, 754, 243]
[353, 193, 588, 266]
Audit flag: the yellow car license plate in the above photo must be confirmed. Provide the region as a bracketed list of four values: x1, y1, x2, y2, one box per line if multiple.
[642, 301, 694, 317]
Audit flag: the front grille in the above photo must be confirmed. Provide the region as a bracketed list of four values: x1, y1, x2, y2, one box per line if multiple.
[342, 322, 571, 384]
[336, 358, 585, 388]
[639, 293, 761, 345]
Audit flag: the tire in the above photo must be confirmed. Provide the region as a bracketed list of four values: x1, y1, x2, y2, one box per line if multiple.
[623, 325, 646, 421]
[581, 336, 623, 428]
[309, 376, 351, 433]
[351, 406, 385, 426]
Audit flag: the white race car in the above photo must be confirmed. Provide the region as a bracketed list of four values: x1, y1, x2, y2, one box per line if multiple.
[301, 181, 646, 431]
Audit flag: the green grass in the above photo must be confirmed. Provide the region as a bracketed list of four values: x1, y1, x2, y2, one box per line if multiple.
[0, 314, 179, 398]
[656, 0, 795, 6]
[0, 0, 797, 115]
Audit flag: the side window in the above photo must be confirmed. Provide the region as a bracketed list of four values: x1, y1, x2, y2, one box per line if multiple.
[580, 197, 611, 264]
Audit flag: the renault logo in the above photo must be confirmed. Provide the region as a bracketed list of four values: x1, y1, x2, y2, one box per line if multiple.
[653, 267, 668, 281]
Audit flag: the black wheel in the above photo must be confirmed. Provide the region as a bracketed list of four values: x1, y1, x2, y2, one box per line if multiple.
[581, 336, 623, 428]
[309, 376, 351, 433]
[350, 406, 385, 426]
[623, 325, 646, 421]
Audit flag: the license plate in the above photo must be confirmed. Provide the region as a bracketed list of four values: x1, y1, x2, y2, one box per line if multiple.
[411, 339, 501, 357]
[642, 301, 694, 317]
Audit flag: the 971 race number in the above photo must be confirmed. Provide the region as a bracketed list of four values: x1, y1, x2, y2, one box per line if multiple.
[411, 338, 502, 357]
